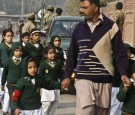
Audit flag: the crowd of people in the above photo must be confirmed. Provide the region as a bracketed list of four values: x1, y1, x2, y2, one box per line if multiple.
[0, 0, 135, 115]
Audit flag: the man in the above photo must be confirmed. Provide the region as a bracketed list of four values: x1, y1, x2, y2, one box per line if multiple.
[61, 0, 130, 115]
[113, 2, 125, 33]
[18, 20, 24, 42]
[22, 13, 36, 34]
[55, 8, 63, 16]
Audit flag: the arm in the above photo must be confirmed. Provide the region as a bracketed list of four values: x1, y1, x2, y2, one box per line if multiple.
[1, 62, 9, 89]
[111, 23, 129, 82]
[62, 29, 79, 90]
[11, 79, 23, 112]
[40, 76, 61, 90]
[38, 62, 45, 77]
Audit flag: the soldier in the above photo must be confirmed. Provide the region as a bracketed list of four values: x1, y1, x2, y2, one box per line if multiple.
[22, 13, 36, 34]
[44, 5, 55, 24]
[113, 2, 125, 33]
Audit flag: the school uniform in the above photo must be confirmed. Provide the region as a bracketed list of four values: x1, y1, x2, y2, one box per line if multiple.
[24, 41, 44, 64]
[0, 42, 12, 114]
[11, 56, 61, 115]
[117, 59, 135, 115]
[39, 59, 64, 115]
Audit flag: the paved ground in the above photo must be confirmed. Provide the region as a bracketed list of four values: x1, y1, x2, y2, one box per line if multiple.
[0, 94, 76, 115]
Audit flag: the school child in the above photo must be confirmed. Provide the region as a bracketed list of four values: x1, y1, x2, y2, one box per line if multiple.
[1, 42, 23, 115]
[11, 56, 61, 115]
[49, 35, 65, 66]
[0, 29, 14, 115]
[23, 28, 44, 64]
[21, 32, 30, 46]
[117, 43, 135, 115]
[39, 45, 64, 115]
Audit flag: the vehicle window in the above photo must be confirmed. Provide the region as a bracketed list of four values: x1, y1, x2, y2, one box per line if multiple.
[50, 20, 80, 38]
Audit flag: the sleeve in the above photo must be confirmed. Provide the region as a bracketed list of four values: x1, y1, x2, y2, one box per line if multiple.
[131, 61, 135, 74]
[11, 79, 23, 111]
[1, 62, 9, 86]
[111, 23, 128, 76]
[117, 83, 127, 102]
[58, 62, 64, 81]
[40, 76, 61, 90]
[64, 28, 79, 78]
[38, 62, 45, 77]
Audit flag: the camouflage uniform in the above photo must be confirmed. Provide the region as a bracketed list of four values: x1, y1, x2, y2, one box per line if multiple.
[22, 13, 36, 34]
[113, 10, 125, 33]
[22, 20, 36, 34]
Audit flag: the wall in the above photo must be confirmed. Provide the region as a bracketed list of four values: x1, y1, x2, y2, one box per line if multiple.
[102, 0, 135, 47]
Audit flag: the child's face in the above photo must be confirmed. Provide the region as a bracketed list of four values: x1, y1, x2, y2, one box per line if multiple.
[127, 49, 132, 59]
[53, 37, 61, 47]
[22, 36, 29, 44]
[4, 32, 13, 44]
[46, 49, 55, 61]
[14, 48, 23, 58]
[31, 33, 40, 43]
[28, 61, 37, 77]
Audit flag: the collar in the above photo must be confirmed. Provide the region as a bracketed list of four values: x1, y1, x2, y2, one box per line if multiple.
[12, 56, 22, 61]
[87, 14, 103, 24]
[5, 42, 12, 48]
[22, 42, 26, 46]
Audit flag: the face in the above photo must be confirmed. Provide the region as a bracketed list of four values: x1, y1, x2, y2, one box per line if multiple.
[53, 37, 61, 47]
[80, 1, 97, 21]
[31, 33, 40, 43]
[22, 36, 29, 44]
[28, 61, 37, 77]
[14, 48, 23, 58]
[46, 48, 55, 61]
[4, 32, 13, 44]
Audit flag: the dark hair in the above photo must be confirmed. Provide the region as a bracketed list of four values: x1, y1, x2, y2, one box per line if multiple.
[44, 45, 55, 56]
[56, 8, 63, 15]
[27, 57, 38, 67]
[1, 29, 14, 43]
[116, 2, 123, 10]
[80, 0, 100, 7]
[30, 28, 41, 36]
[50, 35, 61, 46]
[22, 32, 30, 38]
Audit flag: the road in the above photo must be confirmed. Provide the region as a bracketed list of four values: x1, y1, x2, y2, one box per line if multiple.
[0, 94, 76, 115]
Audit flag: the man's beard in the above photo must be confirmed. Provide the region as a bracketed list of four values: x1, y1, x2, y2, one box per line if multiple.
[84, 13, 95, 21]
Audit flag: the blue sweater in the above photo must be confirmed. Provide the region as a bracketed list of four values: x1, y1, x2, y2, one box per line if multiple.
[65, 14, 128, 83]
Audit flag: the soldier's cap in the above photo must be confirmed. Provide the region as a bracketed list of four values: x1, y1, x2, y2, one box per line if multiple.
[30, 28, 41, 36]
[27, 13, 35, 19]
[116, 2, 123, 10]
[124, 43, 135, 55]
[47, 5, 54, 11]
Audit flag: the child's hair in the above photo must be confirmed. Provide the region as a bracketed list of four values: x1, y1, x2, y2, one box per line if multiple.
[22, 32, 30, 39]
[27, 57, 38, 67]
[50, 35, 61, 46]
[1, 29, 14, 43]
[43, 45, 55, 59]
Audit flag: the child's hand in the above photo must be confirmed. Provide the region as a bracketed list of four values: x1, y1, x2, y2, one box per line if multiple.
[15, 108, 21, 115]
[1, 86, 5, 91]
[121, 75, 131, 86]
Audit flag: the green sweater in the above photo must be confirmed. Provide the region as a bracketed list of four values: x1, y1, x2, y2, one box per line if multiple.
[12, 75, 61, 110]
[24, 42, 44, 64]
[39, 59, 64, 82]
[1, 57, 22, 86]
[117, 83, 135, 114]
[0, 43, 12, 67]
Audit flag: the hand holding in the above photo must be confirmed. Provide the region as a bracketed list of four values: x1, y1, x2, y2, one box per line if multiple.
[61, 78, 70, 91]
[15, 108, 21, 115]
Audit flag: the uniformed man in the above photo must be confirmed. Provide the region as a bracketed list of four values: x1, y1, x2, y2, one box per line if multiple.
[113, 2, 125, 33]
[22, 13, 36, 34]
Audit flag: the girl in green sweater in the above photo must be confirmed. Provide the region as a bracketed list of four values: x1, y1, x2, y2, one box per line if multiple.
[12, 56, 61, 115]
[117, 43, 135, 115]
[39, 45, 64, 115]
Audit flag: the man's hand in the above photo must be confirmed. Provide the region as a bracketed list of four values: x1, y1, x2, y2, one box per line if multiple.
[121, 75, 131, 86]
[61, 78, 70, 91]
[15, 108, 21, 115]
